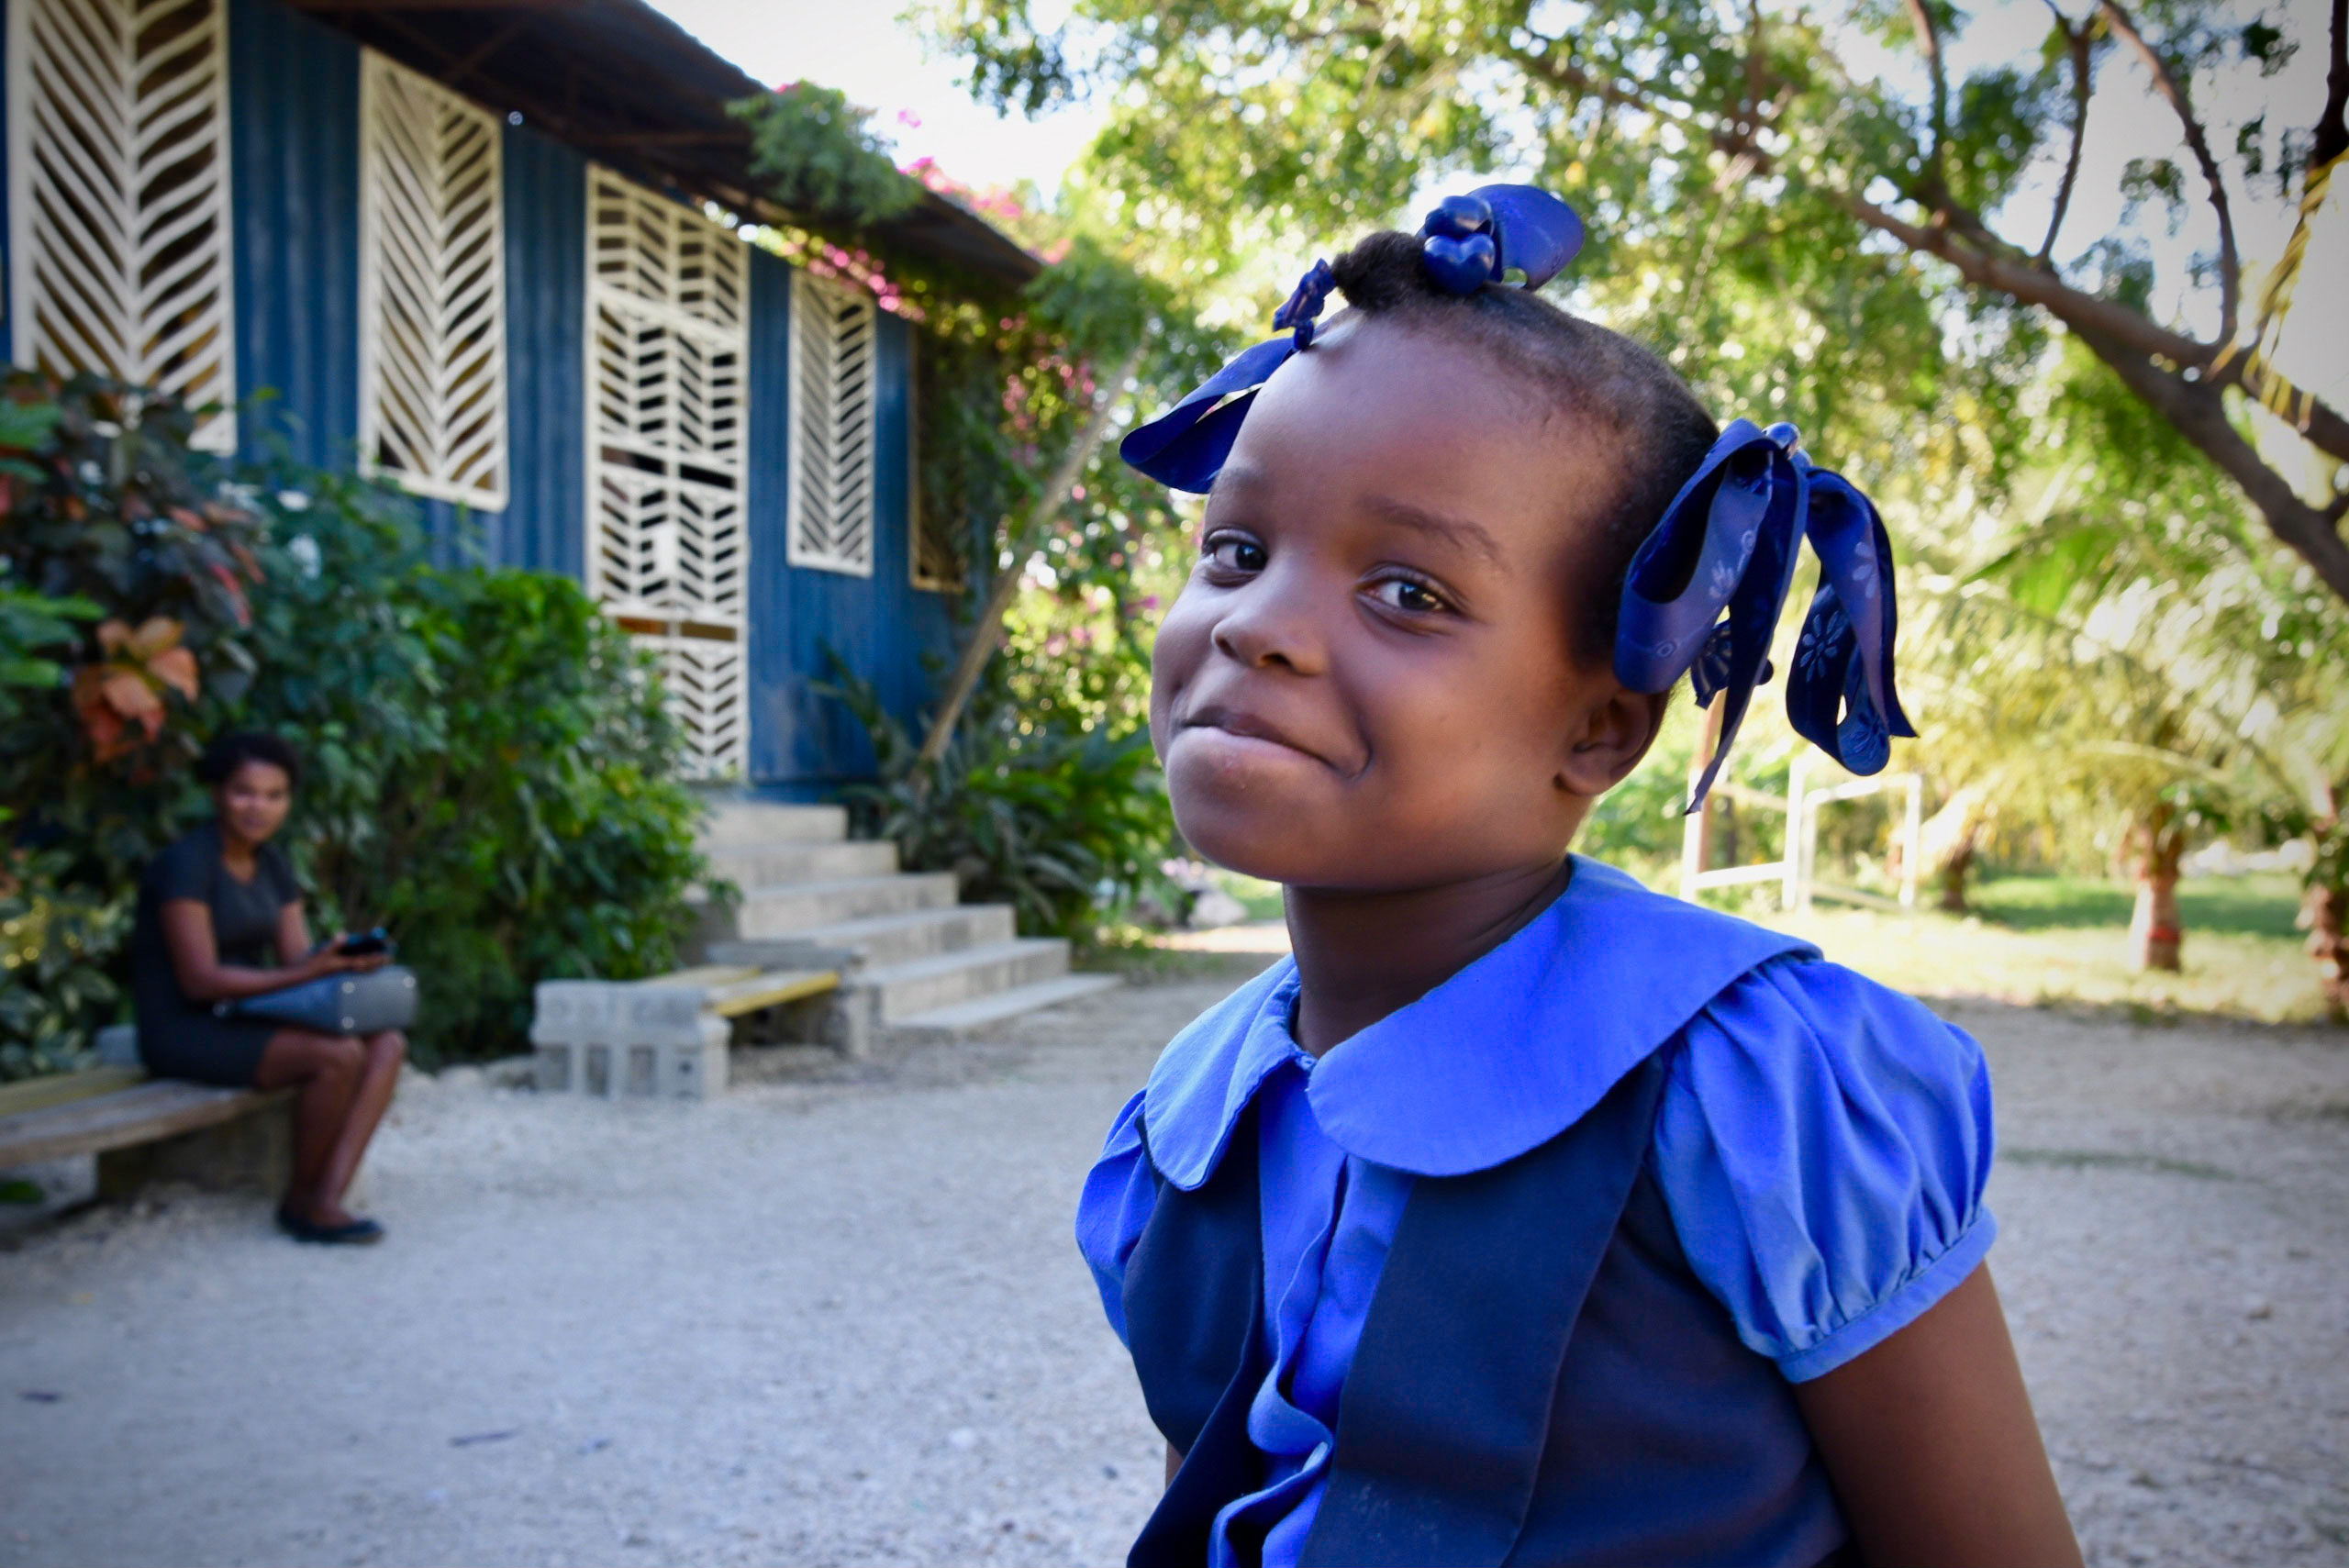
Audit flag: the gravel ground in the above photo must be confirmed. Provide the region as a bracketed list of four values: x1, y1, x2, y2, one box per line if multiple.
[2, 962, 2345, 1568]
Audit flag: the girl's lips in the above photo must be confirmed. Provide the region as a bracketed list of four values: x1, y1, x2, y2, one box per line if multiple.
[1180, 706, 1330, 767]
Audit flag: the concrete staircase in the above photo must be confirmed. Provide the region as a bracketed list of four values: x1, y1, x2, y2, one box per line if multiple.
[691, 800, 1117, 1039]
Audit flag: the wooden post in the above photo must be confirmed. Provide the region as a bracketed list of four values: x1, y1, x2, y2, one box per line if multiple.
[1783, 752, 1811, 913]
[1898, 773, 1923, 910]
[1679, 695, 1724, 901]
[916, 332, 1152, 769]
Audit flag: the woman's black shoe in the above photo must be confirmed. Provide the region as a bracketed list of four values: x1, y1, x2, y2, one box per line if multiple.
[275, 1207, 385, 1245]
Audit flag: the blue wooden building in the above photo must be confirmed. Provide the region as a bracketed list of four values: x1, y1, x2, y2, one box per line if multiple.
[1, 0, 1037, 794]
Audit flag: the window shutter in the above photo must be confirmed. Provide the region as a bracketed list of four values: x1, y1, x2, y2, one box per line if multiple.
[357, 50, 507, 508]
[583, 166, 751, 780]
[6, 0, 238, 450]
[785, 271, 878, 578]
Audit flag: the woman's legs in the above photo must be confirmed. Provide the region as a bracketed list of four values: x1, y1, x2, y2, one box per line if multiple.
[253, 1029, 367, 1225]
[314, 1029, 405, 1212]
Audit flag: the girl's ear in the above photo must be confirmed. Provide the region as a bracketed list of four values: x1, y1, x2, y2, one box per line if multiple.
[1557, 685, 1670, 798]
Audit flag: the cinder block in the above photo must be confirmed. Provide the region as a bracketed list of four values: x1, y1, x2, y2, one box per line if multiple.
[530, 1006, 729, 1099]
[531, 980, 617, 1044]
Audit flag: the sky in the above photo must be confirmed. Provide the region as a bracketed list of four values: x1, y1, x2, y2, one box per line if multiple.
[645, 0, 1100, 197]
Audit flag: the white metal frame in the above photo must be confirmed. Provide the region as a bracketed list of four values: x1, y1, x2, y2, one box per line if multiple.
[356, 50, 508, 508]
[6, 0, 239, 450]
[581, 164, 753, 780]
[785, 269, 880, 578]
[1681, 757, 1925, 914]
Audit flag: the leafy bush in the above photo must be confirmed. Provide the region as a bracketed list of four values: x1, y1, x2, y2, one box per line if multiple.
[0, 373, 711, 1074]
[829, 661, 1173, 942]
[346, 571, 710, 1064]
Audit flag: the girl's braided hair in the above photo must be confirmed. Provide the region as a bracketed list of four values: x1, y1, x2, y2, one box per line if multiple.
[1325, 229, 1719, 668]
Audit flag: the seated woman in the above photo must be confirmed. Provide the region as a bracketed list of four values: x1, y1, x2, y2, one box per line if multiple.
[129, 731, 406, 1245]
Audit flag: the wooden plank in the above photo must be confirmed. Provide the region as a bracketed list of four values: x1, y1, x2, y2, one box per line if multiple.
[705, 969, 838, 1018]
[0, 1083, 288, 1168]
[648, 964, 760, 988]
[0, 1066, 149, 1119]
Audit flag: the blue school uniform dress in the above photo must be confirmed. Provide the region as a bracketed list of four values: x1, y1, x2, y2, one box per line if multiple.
[1076, 859, 1996, 1568]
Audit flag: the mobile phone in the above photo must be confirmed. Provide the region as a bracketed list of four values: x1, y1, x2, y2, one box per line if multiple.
[338, 928, 392, 957]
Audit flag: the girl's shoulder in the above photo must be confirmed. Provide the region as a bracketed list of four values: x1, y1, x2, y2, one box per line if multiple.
[1653, 953, 1998, 1381]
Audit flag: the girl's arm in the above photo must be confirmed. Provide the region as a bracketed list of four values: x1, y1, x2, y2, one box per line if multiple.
[1793, 1264, 2081, 1568]
[159, 898, 362, 1003]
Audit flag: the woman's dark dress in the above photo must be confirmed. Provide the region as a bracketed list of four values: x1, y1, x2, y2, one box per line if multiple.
[131, 823, 301, 1086]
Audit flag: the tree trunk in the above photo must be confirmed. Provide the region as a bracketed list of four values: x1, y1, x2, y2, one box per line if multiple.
[2128, 801, 2187, 973]
[1938, 841, 1974, 913]
[2304, 777, 2349, 1024]
[2305, 882, 2349, 1023]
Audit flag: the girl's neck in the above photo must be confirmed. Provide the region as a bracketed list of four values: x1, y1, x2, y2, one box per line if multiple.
[1284, 857, 1574, 1056]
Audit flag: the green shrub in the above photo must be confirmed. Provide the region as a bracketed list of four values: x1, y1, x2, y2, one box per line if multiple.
[829, 662, 1173, 942]
[350, 570, 710, 1064]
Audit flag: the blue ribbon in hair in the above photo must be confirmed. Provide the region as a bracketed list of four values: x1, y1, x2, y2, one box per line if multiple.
[1119, 184, 1586, 492]
[1117, 186, 1914, 803]
[1616, 420, 1917, 810]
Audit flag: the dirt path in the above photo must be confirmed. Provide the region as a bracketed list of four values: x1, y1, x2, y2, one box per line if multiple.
[2, 968, 2344, 1567]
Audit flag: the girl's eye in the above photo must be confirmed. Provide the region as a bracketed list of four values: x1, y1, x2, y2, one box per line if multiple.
[1370, 577, 1451, 615]
[1205, 536, 1267, 573]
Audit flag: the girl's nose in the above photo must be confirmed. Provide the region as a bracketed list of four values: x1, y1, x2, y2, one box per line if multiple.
[1210, 577, 1328, 676]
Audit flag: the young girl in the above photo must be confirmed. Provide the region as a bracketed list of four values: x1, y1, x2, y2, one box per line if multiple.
[1076, 187, 2080, 1567]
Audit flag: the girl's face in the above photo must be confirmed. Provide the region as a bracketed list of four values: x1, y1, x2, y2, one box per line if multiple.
[1150, 317, 1664, 892]
[216, 761, 293, 848]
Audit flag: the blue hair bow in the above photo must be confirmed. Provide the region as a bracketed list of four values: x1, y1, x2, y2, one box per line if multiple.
[1616, 420, 1917, 810]
[1119, 184, 1586, 492]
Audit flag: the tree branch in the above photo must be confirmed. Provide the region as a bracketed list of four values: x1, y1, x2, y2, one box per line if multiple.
[2099, 0, 2241, 341]
[917, 332, 1152, 768]
[2233, 356, 2349, 465]
[1904, 0, 1951, 186]
[2318, 0, 2349, 171]
[1838, 188, 2349, 465]
[1834, 191, 2202, 358]
[1508, 44, 1713, 137]
[2038, 10, 2094, 262]
[2075, 326, 2349, 601]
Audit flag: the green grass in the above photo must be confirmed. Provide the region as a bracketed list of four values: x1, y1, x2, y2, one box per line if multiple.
[1765, 901, 2325, 1025]
[1968, 873, 2305, 940]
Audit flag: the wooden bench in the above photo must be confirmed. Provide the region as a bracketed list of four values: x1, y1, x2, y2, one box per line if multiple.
[0, 1061, 292, 1201]
[529, 961, 846, 1098]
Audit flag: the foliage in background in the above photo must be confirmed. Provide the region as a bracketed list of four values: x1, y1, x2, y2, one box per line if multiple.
[923, 0, 2349, 604]
[829, 659, 1173, 942]
[0, 375, 711, 1076]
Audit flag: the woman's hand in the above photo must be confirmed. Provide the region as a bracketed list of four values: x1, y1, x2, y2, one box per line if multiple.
[301, 940, 389, 979]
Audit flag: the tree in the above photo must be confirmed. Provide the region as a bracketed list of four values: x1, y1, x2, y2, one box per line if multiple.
[923, 0, 2349, 604]
[1902, 342, 2344, 972]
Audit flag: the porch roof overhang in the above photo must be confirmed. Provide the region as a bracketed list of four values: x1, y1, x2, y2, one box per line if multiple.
[284, 0, 1043, 293]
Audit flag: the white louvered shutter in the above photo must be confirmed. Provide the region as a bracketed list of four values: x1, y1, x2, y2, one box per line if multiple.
[6, 0, 238, 450]
[583, 166, 751, 780]
[786, 272, 878, 577]
[357, 51, 507, 508]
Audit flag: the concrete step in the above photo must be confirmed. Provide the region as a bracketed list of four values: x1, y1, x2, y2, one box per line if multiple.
[698, 799, 849, 848]
[786, 903, 1019, 967]
[716, 873, 961, 940]
[857, 938, 1074, 1021]
[702, 838, 898, 889]
[887, 973, 1123, 1040]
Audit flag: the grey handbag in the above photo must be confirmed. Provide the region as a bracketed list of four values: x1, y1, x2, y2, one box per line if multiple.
[220, 966, 419, 1035]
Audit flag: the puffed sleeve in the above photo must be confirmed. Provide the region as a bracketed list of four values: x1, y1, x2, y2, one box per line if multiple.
[1650, 956, 1998, 1382]
[1074, 1090, 1157, 1347]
